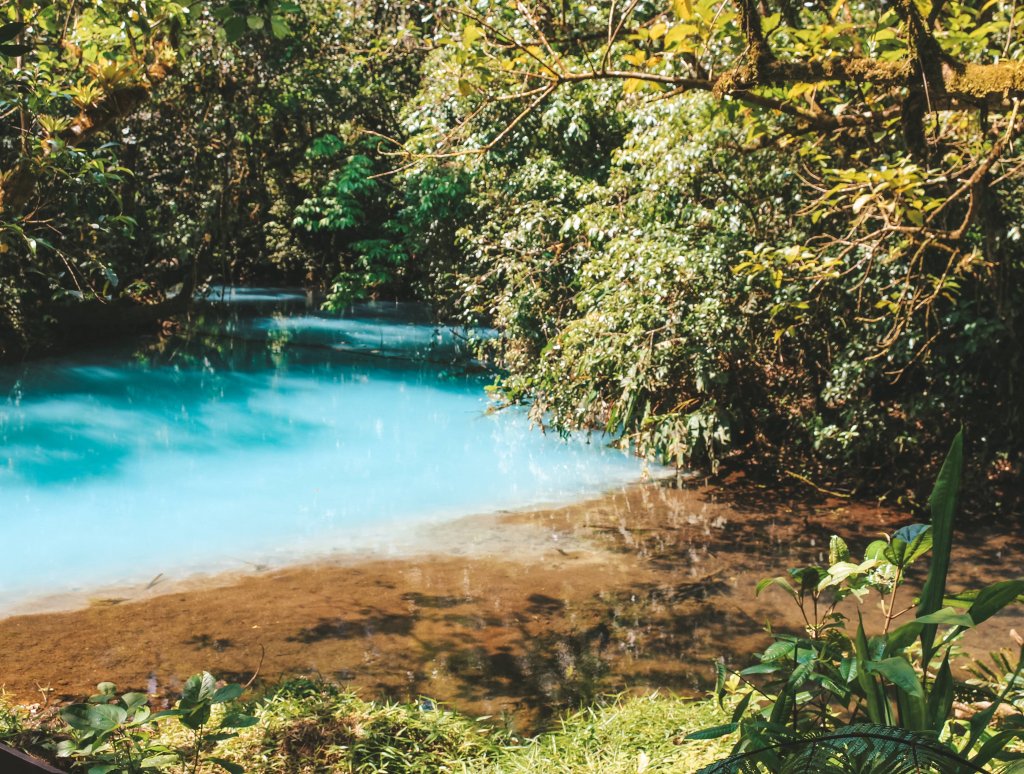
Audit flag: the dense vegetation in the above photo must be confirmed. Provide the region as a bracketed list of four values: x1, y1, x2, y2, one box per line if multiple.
[0, 678, 737, 772]
[2, 0, 1023, 497]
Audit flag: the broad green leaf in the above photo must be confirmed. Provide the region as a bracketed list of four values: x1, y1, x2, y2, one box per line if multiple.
[740, 663, 782, 676]
[865, 539, 889, 561]
[222, 16, 247, 42]
[761, 639, 797, 662]
[270, 15, 291, 38]
[829, 535, 850, 565]
[121, 692, 149, 711]
[212, 684, 244, 703]
[672, 0, 693, 19]
[183, 672, 217, 704]
[967, 579, 1024, 626]
[856, 618, 889, 725]
[219, 711, 258, 729]
[755, 576, 797, 600]
[885, 621, 923, 655]
[918, 430, 963, 664]
[61, 704, 98, 731]
[866, 657, 924, 698]
[462, 24, 484, 47]
[887, 523, 932, 566]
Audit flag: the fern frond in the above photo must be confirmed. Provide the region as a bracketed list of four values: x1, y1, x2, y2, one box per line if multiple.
[696, 724, 987, 774]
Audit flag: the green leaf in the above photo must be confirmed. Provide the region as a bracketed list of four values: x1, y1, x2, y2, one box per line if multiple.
[462, 23, 484, 47]
[914, 607, 975, 627]
[222, 16, 247, 42]
[178, 672, 217, 730]
[755, 576, 798, 600]
[866, 657, 924, 698]
[967, 579, 1024, 626]
[927, 653, 953, 733]
[246, 15, 265, 30]
[887, 524, 932, 566]
[918, 430, 963, 664]
[686, 722, 739, 740]
[62, 703, 127, 732]
[183, 672, 217, 704]
[865, 539, 889, 561]
[714, 661, 728, 707]
[829, 535, 850, 565]
[87, 765, 119, 774]
[212, 684, 244, 703]
[970, 729, 1024, 768]
[121, 692, 149, 711]
[740, 663, 782, 676]
[208, 757, 245, 774]
[219, 711, 258, 729]
[730, 692, 752, 723]
[885, 621, 923, 655]
[856, 618, 889, 725]
[270, 15, 291, 38]
[761, 640, 797, 662]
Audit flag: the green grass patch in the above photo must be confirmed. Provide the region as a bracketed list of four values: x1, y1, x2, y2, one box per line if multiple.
[211, 680, 733, 773]
[0, 679, 735, 772]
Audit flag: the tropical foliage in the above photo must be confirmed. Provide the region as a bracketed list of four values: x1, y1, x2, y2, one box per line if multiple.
[2, 0, 1022, 489]
[693, 432, 1024, 771]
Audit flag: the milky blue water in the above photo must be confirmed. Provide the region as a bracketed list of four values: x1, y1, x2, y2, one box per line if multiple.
[0, 294, 648, 612]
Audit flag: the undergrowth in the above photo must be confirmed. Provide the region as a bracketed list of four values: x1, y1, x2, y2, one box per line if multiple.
[3, 679, 732, 773]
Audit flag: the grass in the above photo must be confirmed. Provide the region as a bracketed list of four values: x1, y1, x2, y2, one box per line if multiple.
[210, 680, 733, 773]
[0, 678, 735, 772]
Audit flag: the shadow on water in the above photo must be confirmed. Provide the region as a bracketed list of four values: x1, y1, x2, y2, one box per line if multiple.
[0, 473, 1020, 732]
[1, 293, 1022, 733]
[0, 292, 487, 487]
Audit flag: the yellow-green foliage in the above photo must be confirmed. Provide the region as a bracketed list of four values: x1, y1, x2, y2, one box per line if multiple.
[201, 683, 733, 773]
[0, 678, 734, 772]
[482, 693, 734, 773]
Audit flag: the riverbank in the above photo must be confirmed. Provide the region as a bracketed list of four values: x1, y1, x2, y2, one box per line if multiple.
[0, 477, 1021, 732]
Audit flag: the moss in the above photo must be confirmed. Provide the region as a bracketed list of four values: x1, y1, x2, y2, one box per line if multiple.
[944, 60, 1024, 101]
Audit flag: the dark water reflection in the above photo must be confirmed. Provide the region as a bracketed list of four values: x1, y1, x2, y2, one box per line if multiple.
[0, 297, 646, 610]
[0, 293, 1021, 731]
[4, 473, 1019, 732]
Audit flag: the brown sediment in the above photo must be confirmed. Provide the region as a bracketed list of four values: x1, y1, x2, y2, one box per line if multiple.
[0, 479, 1020, 730]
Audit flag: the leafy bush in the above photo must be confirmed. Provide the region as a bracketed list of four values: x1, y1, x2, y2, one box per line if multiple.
[693, 432, 1024, 772]
[56, 672, 255, 774]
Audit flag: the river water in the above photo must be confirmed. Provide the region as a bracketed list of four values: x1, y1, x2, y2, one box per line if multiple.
[0, 291, 649, 613]
[0, 291, 1020, 728]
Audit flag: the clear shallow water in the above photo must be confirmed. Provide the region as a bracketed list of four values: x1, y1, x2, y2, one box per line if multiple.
[0, 295, 648, 611]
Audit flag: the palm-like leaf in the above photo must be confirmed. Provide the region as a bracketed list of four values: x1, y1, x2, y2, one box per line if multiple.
[696, 724, 987, 774]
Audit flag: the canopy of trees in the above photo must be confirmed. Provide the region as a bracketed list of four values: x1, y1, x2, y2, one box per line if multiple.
[1, 0, 1021, 498]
